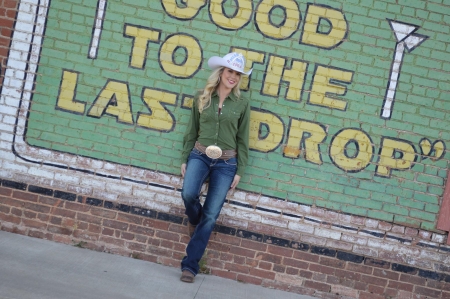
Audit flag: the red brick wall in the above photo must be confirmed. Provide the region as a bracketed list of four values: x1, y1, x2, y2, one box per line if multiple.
[1, 179, 449, 299]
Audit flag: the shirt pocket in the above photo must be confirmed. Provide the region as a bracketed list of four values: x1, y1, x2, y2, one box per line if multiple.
[221, 106, 241, 124]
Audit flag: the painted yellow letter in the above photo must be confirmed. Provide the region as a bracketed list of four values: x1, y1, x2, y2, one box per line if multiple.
[87, 80, 134, 124]
[249, 109, 284, 152]
[210, 0, 252, 30]
[376, 138, 417, 177]
[161, 0, 206, 20]
[137, 88, 177, 132]
[301, 4, 348, 49]
[309, 65, 353, 110]
[160, 34, 202, 78]
[329, 129, 373, 172]
[56, 70, 85, 114]
[124, 25, 161, 69]
[262, 55, 307, 101]
[284, 119, 326, 165]
[255, 0, 300, 39]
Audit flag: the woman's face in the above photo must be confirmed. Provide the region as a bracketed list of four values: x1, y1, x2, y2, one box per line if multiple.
[220, 68, 241, 90]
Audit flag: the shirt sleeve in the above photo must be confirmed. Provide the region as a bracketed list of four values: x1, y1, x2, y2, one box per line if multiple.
[181, 99, 200, 163]
[236, 98, 250, 177]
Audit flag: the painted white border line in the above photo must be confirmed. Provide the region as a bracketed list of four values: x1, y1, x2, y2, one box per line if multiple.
[88, 0, 107, 59]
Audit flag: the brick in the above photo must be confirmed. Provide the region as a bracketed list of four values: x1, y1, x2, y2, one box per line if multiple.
[224, 263, 251, 274]
[286, 267, 299, 275]
[373, 268, 400, 280]
[230, 246, 256, 258]
[233, 255, 245, 265]
[309, 264, 335, 275]
[359, 292, 385, 299]
[100, 235, 126, 247]
[347, 263, 373, 274]
[414, 286, 441, 298]
[249, 268, 276, 280]
[128, 242, 147, 252]
[241, 239, 267, 251]
[0, 212, 21, 224]
[117, 213, 143, 225]
[155, 231, 180, 242]
[273, 264, 285, 273]
[330, 285, 359, 298]
[0, 187, 13, 196]
[10, 207, 21, 216]
[211, 269, 237, 280]
[49, 216, 62, 225]
[12, 191, 38, 202]
[208, 241, 231, 253]
[293, 251, 320, 263]
[365, 258, 390, 269]
[361, 274, 388, 287]
[142, 219, 169, 230]
[52, 208, 76, 218]
[283, 258, 308, 269]
[39, 196, 64, 207]
[128, 224, 155, 236]
[236, 274, 263, 285]
[319, 257, 345, 269]
[102, 227, 114, 236]
[304, 280, 330, 292]
[368, 284, 385, 295]
[73, 230, 99, 241]
[22, 218, 47, 230]
[64, 202, 90, 212]
[47, 225, 73, 235]
[335, 269, 361, 281]
[255, 252, 282, 264]
[28, 230, 53, 240]
[267, 244, 293, 257]
[212, 233, 241, 246]
[76, 213, 102, 225]
[160, 240, 174, 249]
[312, 272, 327, 282]
[23, 202, 51, 214]
[258, 261, 272, 270]
[261, 280, 291, 292]
[90, 207, 117, 219]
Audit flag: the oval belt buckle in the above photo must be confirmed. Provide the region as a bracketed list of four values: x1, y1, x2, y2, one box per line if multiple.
[205, 145, 222, 159]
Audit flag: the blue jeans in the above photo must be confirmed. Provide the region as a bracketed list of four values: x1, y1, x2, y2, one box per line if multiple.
[181, 148, 237, 275]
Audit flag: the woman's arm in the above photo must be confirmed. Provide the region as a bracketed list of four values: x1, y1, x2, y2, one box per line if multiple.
[235, 99, 250, 177]
[181, 100, 200, 164]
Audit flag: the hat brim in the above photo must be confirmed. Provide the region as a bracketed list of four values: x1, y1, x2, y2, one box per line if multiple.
[208, 56, 252, 76]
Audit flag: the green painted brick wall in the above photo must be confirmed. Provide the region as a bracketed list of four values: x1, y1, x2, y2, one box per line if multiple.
[25, 0, 450, 231]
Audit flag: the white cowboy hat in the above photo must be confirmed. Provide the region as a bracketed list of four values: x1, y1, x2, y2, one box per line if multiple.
[207, 52, 252, 76]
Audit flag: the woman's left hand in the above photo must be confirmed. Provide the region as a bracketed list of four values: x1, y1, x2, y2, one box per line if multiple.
[230, 174, 241, 189]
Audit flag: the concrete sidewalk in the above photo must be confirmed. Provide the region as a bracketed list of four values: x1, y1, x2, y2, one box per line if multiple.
[0, 230, 315, 299]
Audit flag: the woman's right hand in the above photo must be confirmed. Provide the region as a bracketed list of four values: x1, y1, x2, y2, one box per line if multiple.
[181, 163, 186, 178]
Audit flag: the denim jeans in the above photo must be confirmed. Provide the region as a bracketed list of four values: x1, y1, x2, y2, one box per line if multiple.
[181, 148, 237, 275]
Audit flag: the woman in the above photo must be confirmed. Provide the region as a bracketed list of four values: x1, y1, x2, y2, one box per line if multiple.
[179, 52, 252, 283]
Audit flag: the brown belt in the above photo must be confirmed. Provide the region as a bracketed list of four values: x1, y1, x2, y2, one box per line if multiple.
[194, 141, 237, 159]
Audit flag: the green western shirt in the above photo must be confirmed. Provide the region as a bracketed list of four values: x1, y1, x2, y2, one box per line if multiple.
[181, 92, 250, 177]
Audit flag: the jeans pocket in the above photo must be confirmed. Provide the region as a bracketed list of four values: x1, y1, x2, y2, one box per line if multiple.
[191, 148, 203, 156]
[224, 157, 237, 166]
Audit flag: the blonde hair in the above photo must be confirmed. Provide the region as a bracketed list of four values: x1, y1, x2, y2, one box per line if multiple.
[198, 67, 243, 113]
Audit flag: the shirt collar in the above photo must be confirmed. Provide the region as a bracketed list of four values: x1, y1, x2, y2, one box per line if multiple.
[213, 91, 238, 102]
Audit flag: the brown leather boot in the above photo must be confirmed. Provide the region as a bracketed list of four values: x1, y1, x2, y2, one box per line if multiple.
[187, 222, 197, 238]
[180, 270, 195, 283]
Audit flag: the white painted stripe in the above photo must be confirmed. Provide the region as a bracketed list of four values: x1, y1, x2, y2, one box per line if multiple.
[89, 0, 107, 59]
